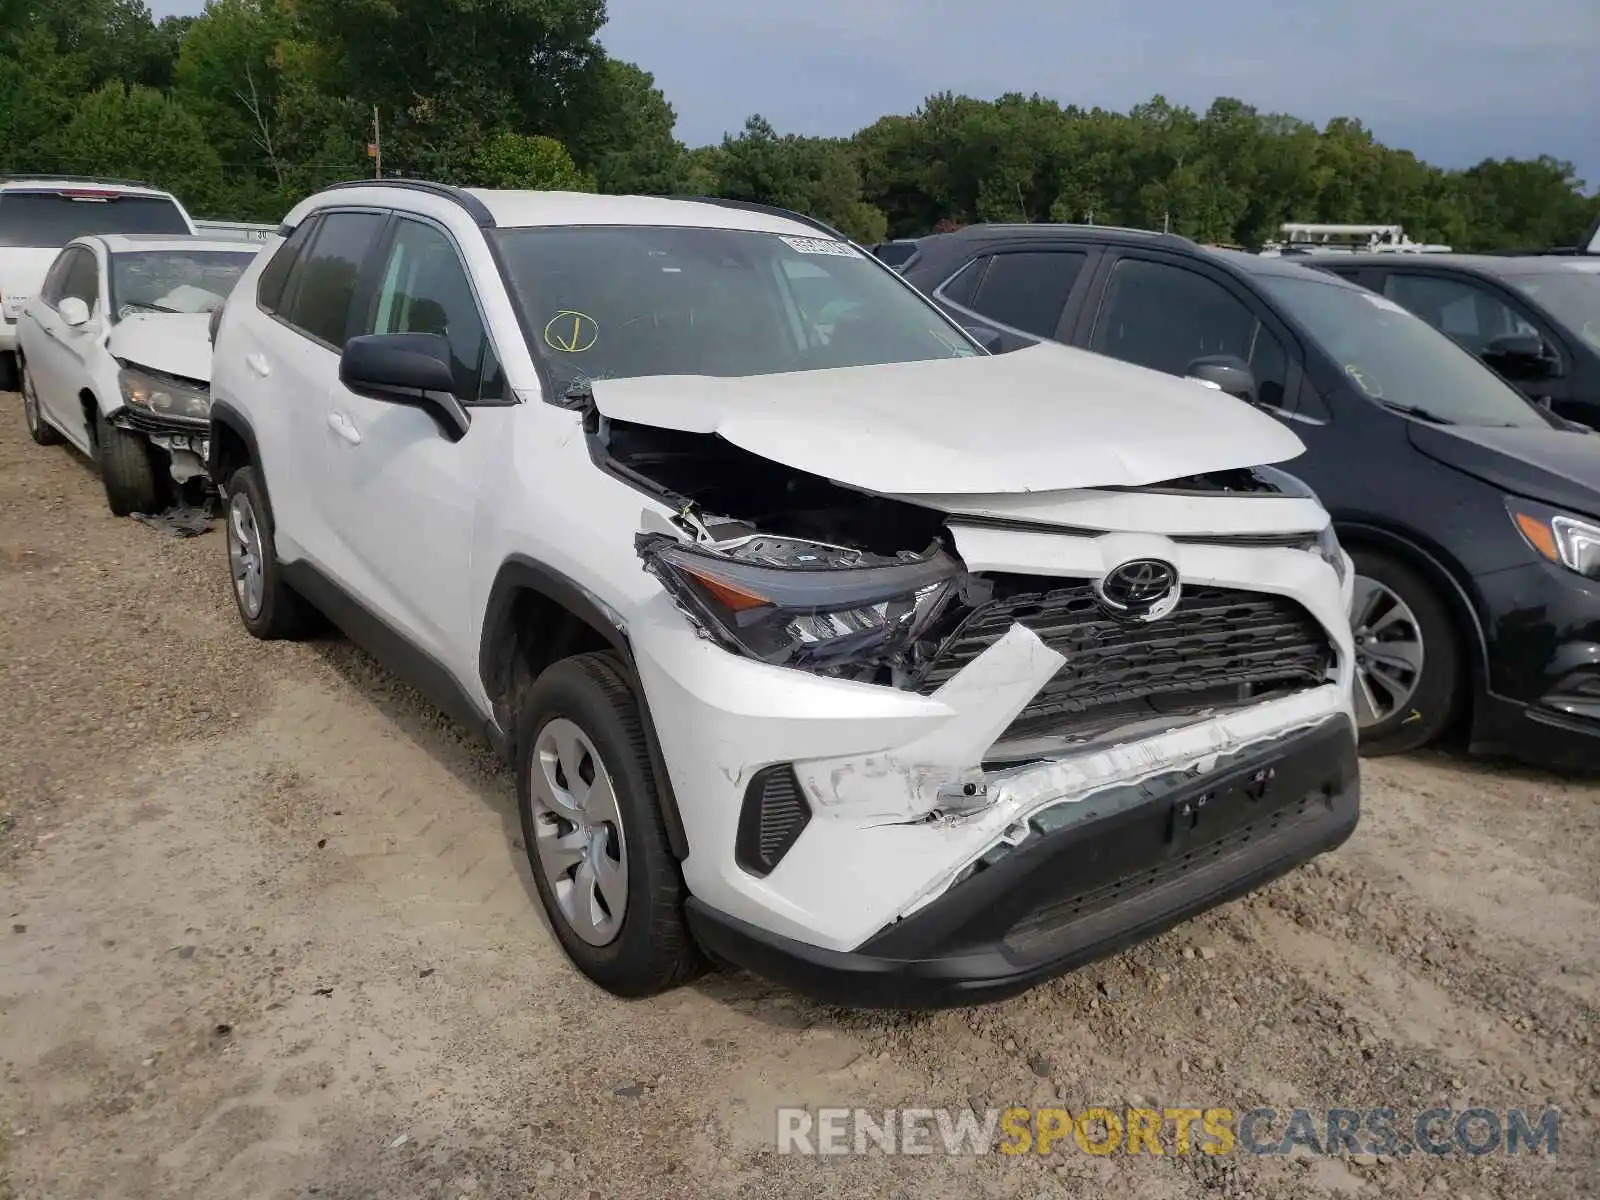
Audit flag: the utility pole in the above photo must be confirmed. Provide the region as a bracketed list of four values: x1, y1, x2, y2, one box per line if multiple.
[372, 106, 382, 179]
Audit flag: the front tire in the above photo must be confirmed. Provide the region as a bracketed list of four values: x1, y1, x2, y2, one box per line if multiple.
[94, 407, 160, 515]
[20, 359, 63, 446]
[1349, 548, 1462, 755]
[224, 465, 316, 640]
[515, 652, 702, 997]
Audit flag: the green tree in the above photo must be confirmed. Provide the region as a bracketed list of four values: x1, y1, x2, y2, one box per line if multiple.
[0, 27, 89, 173]
[578, 60, 687, 195]
[470, 132, 593, 191]
[716, 116, 886, 242]
[54, 82, 224, 213]
[291, 0, 607, 181]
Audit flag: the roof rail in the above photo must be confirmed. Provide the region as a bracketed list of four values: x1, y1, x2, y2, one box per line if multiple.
[665, 195, 848, 241]
[0, 173, 158, 189]
[316, 178, 496, 228]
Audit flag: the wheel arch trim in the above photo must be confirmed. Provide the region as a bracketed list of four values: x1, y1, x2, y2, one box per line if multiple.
[480, 555, 691, 860]
[1335, 519, 1491, 695]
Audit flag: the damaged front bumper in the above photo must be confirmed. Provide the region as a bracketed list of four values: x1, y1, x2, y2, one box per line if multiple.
[687, 712, 1358, 1009]
[108, 405, 211, 481]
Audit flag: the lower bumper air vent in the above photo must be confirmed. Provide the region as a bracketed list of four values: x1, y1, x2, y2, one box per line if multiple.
[735, 764, 811, 877]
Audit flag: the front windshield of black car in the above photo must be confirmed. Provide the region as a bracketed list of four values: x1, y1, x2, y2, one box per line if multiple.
[1258, 272, 1548, 428]
[1507, 266, 1600, 350]
[110, 250, 256, 317]
[490, 225, 980, 393]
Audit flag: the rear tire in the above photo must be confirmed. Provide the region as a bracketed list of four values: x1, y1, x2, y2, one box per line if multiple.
[515, 652, 703, 997]
[20, 358, 63, 446]
[224, 464, 316, 640]
[1349, 547, 1462, 756]
[94, 407, 160, 515]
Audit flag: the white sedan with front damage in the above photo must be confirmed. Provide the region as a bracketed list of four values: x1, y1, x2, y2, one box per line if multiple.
[17, 234, 259, 515]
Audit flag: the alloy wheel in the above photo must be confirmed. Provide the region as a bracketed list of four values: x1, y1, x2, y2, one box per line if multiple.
[1350, 574, 1426, 728]
[228, 490, 266, 619]
[528, 717, 629, 946]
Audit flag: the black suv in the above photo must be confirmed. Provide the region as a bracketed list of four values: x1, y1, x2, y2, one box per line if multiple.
[901, 225, 1600, 771]
[1309, 254, 1600, 428]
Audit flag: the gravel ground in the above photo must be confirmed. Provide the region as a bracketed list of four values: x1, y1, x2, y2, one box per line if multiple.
[2, 395, 1597, 1200]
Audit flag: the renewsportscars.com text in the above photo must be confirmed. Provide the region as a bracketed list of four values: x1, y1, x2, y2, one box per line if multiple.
[775, 1105, 1561, 1157]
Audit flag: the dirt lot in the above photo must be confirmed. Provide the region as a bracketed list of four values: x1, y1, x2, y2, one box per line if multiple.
[1, 397, 1596, 1200]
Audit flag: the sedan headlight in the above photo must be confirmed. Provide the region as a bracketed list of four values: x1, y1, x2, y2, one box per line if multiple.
[1508, 500, 1600, 579]
[637, 532, 962, 683]
[118, 365, 210, 420]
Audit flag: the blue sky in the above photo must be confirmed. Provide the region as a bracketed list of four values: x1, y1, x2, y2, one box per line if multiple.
[152, 0, 1599, 189]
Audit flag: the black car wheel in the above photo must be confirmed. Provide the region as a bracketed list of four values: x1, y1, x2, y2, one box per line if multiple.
[224, 465, 316, 639]
[514, 652, 703, 997]
[94, 407, 161, 515]
[1349, 548, 1462, 755]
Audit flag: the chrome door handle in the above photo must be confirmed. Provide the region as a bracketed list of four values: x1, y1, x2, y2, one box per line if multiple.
[326, 411, 362, 445]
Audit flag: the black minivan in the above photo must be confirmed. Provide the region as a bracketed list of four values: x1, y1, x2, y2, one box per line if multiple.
[901, 226, 1600, 770]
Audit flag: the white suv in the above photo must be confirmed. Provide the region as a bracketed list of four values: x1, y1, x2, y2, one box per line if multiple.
[209, 181, 1360, 1007]
[0, 176, 197, 390]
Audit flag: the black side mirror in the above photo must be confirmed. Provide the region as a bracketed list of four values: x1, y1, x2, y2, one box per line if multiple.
[339, 333, 470, 441]
[1186, 354, 1258, 404]
[964, 325, 1004, 354]
[1481, 333, 1557, 380]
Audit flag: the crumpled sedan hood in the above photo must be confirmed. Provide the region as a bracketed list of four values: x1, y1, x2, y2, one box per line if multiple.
[588, 341, 1306, 495]
[106, 313, 213, 384]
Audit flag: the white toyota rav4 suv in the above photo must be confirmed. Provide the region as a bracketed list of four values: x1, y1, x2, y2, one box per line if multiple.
[209, 181, 1360, 1008]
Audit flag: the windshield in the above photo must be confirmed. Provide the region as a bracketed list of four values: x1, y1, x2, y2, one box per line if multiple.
[0, 191, 189, 247]
[1258, 272, 1547, 427]
[109, 250, 256, 317]
[1508, 266, 1600, 351]
[489, 225, 978, 393]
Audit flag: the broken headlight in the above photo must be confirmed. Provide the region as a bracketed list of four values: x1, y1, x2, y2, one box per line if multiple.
[637, 531, 962, 681]
[118, 365, 210, 421]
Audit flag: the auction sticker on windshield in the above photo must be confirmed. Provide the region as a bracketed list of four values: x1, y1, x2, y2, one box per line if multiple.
[781, 235, 860, 258]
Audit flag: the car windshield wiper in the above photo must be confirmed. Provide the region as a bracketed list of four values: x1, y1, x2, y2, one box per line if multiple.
[1377, 400, 1455, 425]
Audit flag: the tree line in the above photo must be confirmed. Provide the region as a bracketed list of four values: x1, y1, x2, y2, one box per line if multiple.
[3, 0, 1596, 252]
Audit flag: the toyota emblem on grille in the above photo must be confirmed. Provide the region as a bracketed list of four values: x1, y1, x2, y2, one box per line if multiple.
[1093, 558, 1182, 622]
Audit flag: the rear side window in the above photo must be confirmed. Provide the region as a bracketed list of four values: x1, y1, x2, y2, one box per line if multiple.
[968, 251, 1086, 337]
[279, 211, 386, 347]
[0, 191, 189, 247]
[257, 221, 315, 314]
[1090, 257, 1291, 408]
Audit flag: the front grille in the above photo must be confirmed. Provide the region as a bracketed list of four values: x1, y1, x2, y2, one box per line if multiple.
[917, 576, 1333, 745]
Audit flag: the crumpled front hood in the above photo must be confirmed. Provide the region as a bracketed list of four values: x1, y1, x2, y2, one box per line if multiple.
[106, 313, 213, 384]
[588, 341, 1306, 495]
